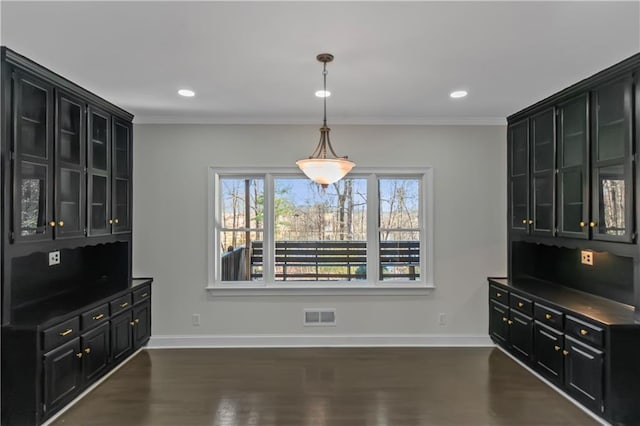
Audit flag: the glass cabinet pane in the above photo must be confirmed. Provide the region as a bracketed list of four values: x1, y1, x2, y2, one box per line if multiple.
[90, 175, 109, 234]
[19, 162, 48, 236]
[597, 165, 626, 237]
[114, 178, 129, 229]
[560, 98, 587, 168]
[58, 98, 82, 165]
[533, 174, 553, 231]
[19, 80, 48, 159]
[596, 81, 628, 162]
[560, 169, 584, 233]
[113, 123, 130, 179]
[59, 168, 82, 234]
[511, 122, 528, 176]
[511, 176, 528, 229]
[91, 113, 109, 171]
[532, 109, 554, 173]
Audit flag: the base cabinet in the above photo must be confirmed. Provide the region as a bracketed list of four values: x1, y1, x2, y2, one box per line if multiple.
[133, 301, 151, 349]
[43, 338, 82, 415]
[81, 323, 110, 382]
[488, 279, 639, 424]
[111, 310, 133, 363]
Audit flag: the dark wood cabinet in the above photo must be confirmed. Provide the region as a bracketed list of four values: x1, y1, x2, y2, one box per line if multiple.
[564, 335, 604, 413]
[132, 300, 151, 349]
[533, 321, 564, 385]
[12, 70, 54, 243]
[43, 337, 82, 415]
[557, 95, 589, 239]
[112, 119, 132, 234]
[87, 105, 112, 236]
[81, 323, 110, 382]
[489, 299, 509, 344]
[110, 309, 133, 363]
[55, 91, 86, 239]
[591, 77, 634, 243]
[509, 310, 533, 360]
[509, 119, 530, 234]
[530, 108, 556, 236]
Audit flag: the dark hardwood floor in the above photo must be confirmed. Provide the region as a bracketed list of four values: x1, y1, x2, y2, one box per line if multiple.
[50, 347, 598, 426]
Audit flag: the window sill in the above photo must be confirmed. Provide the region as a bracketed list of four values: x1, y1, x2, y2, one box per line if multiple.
[205, 283, 435, 297]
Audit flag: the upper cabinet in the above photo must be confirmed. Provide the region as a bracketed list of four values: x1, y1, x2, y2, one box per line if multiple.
[507, 61, 638, 247]
[591, 77, 634, 243]
[3, 48, 134, 246]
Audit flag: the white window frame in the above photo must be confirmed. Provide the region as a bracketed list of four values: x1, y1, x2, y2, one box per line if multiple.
[207, 167, 434, 295]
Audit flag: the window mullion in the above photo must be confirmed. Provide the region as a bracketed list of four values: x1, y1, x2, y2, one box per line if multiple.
[264, 173, 275, 284]
[366, 173, 379, 285]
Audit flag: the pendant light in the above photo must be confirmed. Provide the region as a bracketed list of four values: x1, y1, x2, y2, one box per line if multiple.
[296, 53, 355, 188]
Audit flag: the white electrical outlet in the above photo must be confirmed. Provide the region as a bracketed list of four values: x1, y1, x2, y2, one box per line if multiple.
[438, 313, 446, 326]
[48, 251, 60, 266]
[581, 250, 594, 266]
[192, 314, 200, 326]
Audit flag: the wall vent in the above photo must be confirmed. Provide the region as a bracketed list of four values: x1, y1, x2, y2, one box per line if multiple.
[304, 309, 336, 326]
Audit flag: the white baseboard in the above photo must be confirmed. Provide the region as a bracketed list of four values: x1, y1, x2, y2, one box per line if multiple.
[147, 333, 493, 348]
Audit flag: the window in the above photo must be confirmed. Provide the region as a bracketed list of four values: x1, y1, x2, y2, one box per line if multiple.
[209, 168, 433, 291]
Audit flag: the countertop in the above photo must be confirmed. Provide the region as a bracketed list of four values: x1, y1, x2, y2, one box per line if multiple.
[489, 276, 636, 326]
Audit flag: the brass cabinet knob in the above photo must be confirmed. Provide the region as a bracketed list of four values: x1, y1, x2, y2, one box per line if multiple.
[496, 292, 502, 298]
[507, 320, 513, 325]
[93, 314, 105, 320]
[114, 218, 119, 224]
[554, 345, 561, 351]
[58, 221, 64, 227]
[518, 302, 524, 308]
[521, 219, 527, 224]
[563, 350, 569, 356]
[84, 347, 91, 354]
[120, 302, 129, 308]
[580, 329, 588, 336]
[545, 314, 552, 320]
[590, 221, 596, 228]
[141, 293, 148, 298]
[502, 317, 508, 322]
[59, 329, 73, 337]
[109, 219, 113, 224]
[579, 221, 586, 228]
[130, 321, 136, 326]
[135, 318, 140, 324]
[76, 352, 83, 359]
[49, 221, 56, 227]
[528, 220, 533, 224]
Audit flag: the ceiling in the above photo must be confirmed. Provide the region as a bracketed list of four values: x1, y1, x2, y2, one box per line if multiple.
[1, 1, 639, 125]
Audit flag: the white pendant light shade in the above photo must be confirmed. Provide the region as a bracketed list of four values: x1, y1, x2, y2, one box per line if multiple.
[297, 53, 355, 187]
[296, 157, 355, 187]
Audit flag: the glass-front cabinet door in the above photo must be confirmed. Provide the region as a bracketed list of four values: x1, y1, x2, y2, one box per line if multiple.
[12, 71, 54, 242]
[87, 106, 111, 236]
[530, 108, 555, 236]
[509, 119, 530, 234]
[55, 92, 86, 239]
[591, 77, 634, 242]
[557, 95, 589, 239]
[112, 119, 131, 233]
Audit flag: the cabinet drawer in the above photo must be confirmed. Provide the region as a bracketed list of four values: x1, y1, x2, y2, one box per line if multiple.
[81, 304, 109, 330]
[510, 293, 533, 316]
[110, 294, 132, 316]
[534, 303, 563, 329]
[42, 317, 80, 352]
[565, 315, 604, 348]
[490, 285, 509, 303]
[133, 286, 151, 305]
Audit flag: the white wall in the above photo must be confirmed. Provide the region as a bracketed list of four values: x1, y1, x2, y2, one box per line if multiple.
[133, 124, 507, 346]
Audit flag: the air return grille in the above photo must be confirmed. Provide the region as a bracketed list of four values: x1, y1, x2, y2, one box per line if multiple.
[304, 309, 336, 326]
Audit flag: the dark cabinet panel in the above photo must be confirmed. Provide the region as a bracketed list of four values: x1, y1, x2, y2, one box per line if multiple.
[81, 323, 109, 382]
[132, 301, 151, 349]
[12, 71, 54, 243]
[110, 310, 133, 363]
[55, 92, 86, 239]
[509, 311, 533, 360]
[557, 95, 589, 238]
[87, 106, 111, 236]
[530, 108, 555, 236]
[564, 336, 604, 413]
[112, 119, 132, 233]
[509, 120, 530, 233]
[591, 77, 634, 243]
[489, 300, 509, 344]
[534, 321, 564, 385]
[43, 338, 82, 414]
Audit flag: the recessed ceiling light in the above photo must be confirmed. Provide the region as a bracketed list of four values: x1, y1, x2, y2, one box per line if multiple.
[450, 90, 468, 99]
[178, 89, 195, 97]
[315, 90, 331, 98]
